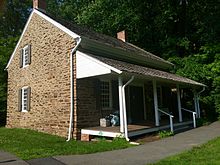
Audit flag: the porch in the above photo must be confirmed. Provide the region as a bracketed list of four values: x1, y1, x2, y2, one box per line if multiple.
[76, 51, 205, 141]
[81, 120, 194, 139]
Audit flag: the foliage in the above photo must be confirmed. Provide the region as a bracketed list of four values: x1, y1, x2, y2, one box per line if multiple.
[169, 44, 220, 120]
[46, 0, 91, 23]
[0, 36, 18, 126]
[152, 137, 220, 165]
[0, 0, 32, 38]
[0, 127, 132, 160]
[196, 118, 210, 127]
[158, 131, 174, 138]
[0, 0, 30, 125]
[76, 0, 220, 57]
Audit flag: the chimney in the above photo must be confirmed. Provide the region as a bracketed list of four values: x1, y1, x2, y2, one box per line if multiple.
[117, 30, 126, 42]
[33, 0, 46, 12]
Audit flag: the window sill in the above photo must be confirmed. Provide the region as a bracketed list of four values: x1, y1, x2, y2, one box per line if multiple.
[22, 64, 29, 68]
[21, 110, 28, 113]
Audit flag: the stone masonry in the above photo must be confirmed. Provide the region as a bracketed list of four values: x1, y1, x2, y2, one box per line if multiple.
[6, 12, 76, 137]
[77, 78, 101, 131]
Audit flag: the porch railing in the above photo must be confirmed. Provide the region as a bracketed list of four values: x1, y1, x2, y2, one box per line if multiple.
[181, 108, 196, 128]
[158, 108, 174, 132]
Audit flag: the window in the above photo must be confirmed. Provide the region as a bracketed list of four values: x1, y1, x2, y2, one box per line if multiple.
[18, 87, 31, 112]
[20, 45, 31, 68]
[100, 81, 112, 109]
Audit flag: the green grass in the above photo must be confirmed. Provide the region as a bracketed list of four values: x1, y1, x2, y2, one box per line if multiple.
[152, 137, 220, 165]
[0, 127, 132, 160]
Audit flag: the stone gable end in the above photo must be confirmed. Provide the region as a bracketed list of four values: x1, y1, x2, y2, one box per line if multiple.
[6, 12, 76, 137]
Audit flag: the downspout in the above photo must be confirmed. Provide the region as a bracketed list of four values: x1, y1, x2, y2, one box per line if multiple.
[196, 86, 205, 118]
[198, 86, 205, 95]
[122, 76, 134, 141]
[67, 37, 81, 142]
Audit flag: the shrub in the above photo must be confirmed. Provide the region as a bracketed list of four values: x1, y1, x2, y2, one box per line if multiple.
[158, 131, 174, 138]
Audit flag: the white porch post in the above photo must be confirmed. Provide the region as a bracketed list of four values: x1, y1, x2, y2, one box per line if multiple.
[177, 84, 183, 122]
[118, 76, 124, 133]
[194, 92, 199, 118]
[153, 80, 159, 126]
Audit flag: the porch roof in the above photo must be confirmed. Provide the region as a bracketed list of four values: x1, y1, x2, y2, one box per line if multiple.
[77, 51, 205, 87]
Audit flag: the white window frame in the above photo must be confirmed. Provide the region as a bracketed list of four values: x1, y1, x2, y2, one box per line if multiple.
[21, 86, 29, 112]
[100, 80, 112, 110]
[22, 45, 29, 68]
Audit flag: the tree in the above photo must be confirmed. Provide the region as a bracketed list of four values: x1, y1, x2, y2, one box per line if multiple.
[169, 44, 220, 120]
[0, 0, 31, 125]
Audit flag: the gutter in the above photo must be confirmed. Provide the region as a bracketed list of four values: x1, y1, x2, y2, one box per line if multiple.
[195, 86, 205, 118]
[67, 37, 81, 142]
[122, 76, 134, 141]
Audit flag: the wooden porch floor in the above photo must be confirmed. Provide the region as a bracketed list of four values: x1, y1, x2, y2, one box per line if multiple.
[81, 119, 193, 138]
[84, 123, 154, 133]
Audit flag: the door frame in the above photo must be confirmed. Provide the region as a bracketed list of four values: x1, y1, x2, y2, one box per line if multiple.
[128, 83, 147, 121]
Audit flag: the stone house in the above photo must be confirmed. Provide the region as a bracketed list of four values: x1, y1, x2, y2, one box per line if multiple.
[5, 0, 205, 141]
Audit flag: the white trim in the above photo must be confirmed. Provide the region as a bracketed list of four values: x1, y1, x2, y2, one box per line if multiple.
[76, 51, 122, 75]
[82, 121, 193, 138]
[33, 9, 80, 39]
[21, 86, 29, 113]
[122, 76, 134, 141]
[118, 76, 124, 133]
[5, 9, 80, 70]
[5, 11, 34, 69]
[81, 129, 121, 138]
[22, 45, 29, 68]
[194, 92, 198, 118]
[67, 37, 81, 142]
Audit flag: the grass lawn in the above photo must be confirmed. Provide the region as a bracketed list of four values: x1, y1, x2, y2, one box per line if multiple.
[0, 127, 132, 160]
[152, 137, 220, 165]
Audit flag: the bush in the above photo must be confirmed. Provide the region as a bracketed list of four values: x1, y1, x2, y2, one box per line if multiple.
[158, 131, 174, 138]
[196, 118, 211, 127]
[169, 44, 220, 121]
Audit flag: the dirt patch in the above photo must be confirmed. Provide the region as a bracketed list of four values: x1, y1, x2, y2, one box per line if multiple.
[131, 133, 160, 144]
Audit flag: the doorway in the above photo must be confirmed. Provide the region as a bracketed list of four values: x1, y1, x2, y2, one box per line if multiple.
[129, 86, 145, 123]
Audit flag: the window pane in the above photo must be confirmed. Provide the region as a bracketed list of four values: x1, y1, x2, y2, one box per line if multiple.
[22, 87, 29, 112]
[100, 81, 110, 108]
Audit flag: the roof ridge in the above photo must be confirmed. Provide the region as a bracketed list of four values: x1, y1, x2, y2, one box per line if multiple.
[37, 9, 174, 66]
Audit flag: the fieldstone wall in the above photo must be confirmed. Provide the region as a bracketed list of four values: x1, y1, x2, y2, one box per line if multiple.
[77, 78, 101, 131]
[6, 12, 76, 137]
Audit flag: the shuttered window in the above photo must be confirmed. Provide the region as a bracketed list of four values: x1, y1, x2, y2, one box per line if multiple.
[20, 45, 31, 68]
[18, 87, 31, 112]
